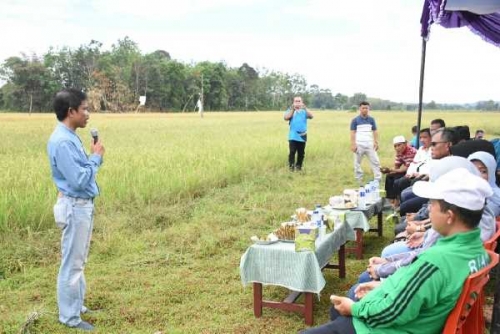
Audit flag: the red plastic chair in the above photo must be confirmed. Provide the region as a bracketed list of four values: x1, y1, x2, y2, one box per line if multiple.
[483, 218, 500, 251]
[442, 250, 499, 334]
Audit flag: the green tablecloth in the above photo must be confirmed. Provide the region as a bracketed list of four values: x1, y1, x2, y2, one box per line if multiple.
[239, 199, 385, 294]
[324, 198, 385, 234]
[240, 222, 354, 294]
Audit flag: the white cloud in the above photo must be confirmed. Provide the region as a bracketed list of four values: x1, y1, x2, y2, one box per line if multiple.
[0, 0, 499, 103]
[90, 0, 264, 20]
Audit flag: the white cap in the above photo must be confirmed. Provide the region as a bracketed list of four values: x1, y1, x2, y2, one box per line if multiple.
[393, 135, 406, 145]
[413, 168, 493, 211]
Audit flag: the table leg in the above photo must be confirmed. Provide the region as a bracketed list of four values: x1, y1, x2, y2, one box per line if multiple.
[338, 244, 346, 278]
[355, 229, 363, 259]
[305, 292, 314, 326]
[253, 282, 262, 318]
[377, 211, 383, 237]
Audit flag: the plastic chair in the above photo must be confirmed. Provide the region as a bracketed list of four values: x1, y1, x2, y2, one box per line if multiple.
[483, 218, 500, 251]
[442, 249, 499, 334]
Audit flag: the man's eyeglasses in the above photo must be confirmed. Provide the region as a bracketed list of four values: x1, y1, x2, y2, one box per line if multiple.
[431, 141, 449, 147]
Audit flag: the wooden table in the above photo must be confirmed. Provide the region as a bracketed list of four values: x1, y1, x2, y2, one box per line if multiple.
[240, 222, 353, 325]
[344, 198, 386, 259]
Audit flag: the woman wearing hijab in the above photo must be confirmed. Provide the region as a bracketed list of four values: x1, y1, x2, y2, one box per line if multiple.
[468, 151, 500, 217]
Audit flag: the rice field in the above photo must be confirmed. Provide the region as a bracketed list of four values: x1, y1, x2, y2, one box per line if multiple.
[0, 110, 498, 333]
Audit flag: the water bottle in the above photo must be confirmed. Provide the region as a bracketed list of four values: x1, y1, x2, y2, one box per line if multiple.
[319, 223, 326, 240]
[312, 209, 321, 228]
[312, 210, 319, 225]
[315, 204, 324, 225]
[370, 181, 377, 202]
[358, 187, 366, 210]
[374, 180, 380, 201]
[364, 184, 370, 204]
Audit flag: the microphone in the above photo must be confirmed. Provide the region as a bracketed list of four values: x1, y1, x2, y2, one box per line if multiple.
[90, 128, 98, 144]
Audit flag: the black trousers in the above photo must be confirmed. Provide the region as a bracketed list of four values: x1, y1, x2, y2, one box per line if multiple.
[384, 173, 406, 199]
[394, 176, 412, 199]
[289, 140, 306, 167]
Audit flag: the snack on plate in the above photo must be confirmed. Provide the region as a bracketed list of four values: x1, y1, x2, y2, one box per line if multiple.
[329, 196, 343, 207]
[295, 208, 310, 223]
[343, 189, 358, 208]
[344, 202, 356, 209]
[250, 233, 278, 243]
[275, 222, 297, 240]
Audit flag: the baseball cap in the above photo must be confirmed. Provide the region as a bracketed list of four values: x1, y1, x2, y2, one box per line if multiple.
[393, 135, 406, 145]
[429, 156, 480, 182]
[413, 168, 493, 211]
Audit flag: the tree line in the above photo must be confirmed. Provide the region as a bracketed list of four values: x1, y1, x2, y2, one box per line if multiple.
[1, 37, 498, 113]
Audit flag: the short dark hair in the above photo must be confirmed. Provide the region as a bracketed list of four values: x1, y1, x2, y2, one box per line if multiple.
[437, 199, 484, 229]
[359, 101, 370, 107]
[438, 127, 458, 145]
[475, 129, 484, 135]
[454, 125, 471, 142]
[431, 118, 446, 128]
[419, 128, 431, 136]
[53, 89, 87, 121]
[412, 125, 418, 133]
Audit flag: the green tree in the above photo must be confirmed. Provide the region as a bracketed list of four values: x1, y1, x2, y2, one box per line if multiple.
[44, 40, 102, 91]
[334, 93, 348, 110]
[426, 100, 437, 109]
[0, 55, 57, 113]
[349, 92, 367, 108]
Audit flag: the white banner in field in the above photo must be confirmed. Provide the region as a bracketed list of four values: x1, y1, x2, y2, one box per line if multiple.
[139, 96, 146, 106]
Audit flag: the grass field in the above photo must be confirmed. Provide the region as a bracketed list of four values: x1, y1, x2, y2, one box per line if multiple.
[0, 110, 498, 333]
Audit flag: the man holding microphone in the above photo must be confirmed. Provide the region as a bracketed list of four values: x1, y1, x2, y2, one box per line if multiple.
[47, 88, 105, 331]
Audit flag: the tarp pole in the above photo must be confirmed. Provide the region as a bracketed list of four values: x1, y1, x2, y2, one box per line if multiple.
[416, 37, 427, 149]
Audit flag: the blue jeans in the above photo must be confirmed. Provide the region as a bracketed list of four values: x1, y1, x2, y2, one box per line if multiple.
[347, 271, 372, 301]
[381, 241, 414, 257]
[399, 187, 428, 216]
[54, 196, 94, 326]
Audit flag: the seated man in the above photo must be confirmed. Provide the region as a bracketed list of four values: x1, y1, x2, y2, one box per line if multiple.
[399, 127, 457, 216]
[300, 167, 492, 334]
[474, 129, 485, 140]
[393, 128, 432, 201]
[381, 135, 416, 207]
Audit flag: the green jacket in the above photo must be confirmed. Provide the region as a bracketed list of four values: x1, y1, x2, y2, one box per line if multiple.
[351, 228, 488, 334]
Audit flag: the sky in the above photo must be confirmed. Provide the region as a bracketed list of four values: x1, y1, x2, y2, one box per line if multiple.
[1, 0, 499, 104]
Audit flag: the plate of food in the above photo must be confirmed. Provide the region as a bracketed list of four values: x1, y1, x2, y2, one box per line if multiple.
[331, 203, 356, 210]
[251, 234, 279, 245]
[274, 223, 297, 241]
[254, 239, 279, 245]
[279, 239, 295, 243]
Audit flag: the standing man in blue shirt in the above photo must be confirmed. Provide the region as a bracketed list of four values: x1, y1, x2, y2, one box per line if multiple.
[284, 96, 313, 171]
[350, 101, 381, 185]
[47, 89, 105, 331]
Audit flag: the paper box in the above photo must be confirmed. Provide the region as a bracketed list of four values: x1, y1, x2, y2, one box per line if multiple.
[295, 225, 317, 252]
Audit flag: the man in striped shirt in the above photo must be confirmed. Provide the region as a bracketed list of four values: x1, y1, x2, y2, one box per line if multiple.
[350, 101, 381, 185]
[381, 136, 417, 205]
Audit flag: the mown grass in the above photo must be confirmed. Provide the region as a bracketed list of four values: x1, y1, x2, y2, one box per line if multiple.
[0, 111, 498, 333]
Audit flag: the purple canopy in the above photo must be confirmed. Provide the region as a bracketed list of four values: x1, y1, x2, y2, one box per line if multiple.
[415, 0, 500, 151]
[421, 0, 500, 47]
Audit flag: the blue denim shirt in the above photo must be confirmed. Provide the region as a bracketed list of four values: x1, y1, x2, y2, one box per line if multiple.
[47, 123, 102, 199]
